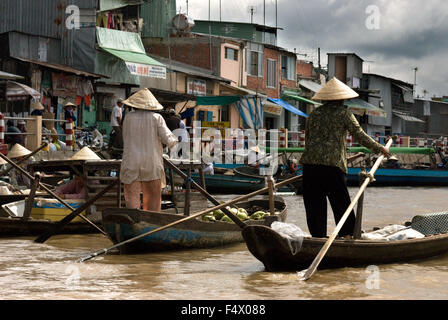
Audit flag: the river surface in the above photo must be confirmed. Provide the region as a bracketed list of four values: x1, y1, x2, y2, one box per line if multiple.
[1, 187, 447, 300]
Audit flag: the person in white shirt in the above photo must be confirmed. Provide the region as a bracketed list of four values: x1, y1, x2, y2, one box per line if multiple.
[120, 89, 178, 212]
[110, 98, 123, 148]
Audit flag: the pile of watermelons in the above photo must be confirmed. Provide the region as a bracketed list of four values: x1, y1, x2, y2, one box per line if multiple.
[202, 206, 271, 223]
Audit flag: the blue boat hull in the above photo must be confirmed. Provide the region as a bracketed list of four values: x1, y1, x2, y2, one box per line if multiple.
[347, 168, 448, 186]
[102, 198, 288, 254]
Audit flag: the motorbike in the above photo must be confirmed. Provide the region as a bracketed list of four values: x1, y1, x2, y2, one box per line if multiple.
[76, 122, 105, 151]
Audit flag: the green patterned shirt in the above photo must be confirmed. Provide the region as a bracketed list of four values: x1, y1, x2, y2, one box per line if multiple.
[300, 102, 383, 173]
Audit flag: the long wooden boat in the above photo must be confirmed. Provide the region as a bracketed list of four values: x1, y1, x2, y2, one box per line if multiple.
[243, 223, 448, 271]
[189, 172, 266, 194]
[347, 167, 448, 186]
[0, 198, 98, 237]
[101, 198, 288, 254]
[264, 146, 448, 187]
[0, 216, 98, 237]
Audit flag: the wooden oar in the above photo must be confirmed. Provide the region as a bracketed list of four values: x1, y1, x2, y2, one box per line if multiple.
[78, 174, 303, 262]
[299, 140, 393, 281]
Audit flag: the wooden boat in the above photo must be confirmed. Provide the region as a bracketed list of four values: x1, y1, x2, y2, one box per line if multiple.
[264, 146, 448, 187]
[347, 167, 448, 186]
[0, 198, 98, 237]
[0, 216, 97, 237]
[243, 223, 448, 272]
[189, 172, 267, 194]
[101, 198, 288, 254]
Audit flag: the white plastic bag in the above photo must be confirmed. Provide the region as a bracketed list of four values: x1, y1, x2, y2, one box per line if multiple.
[271, 222, 310, 255]
[362, 225, 425, 241]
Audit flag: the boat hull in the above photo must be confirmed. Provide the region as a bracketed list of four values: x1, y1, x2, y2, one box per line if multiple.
[243, 225, 448, 271]
[347, 168, 448, 186]
[102, 198, 287, 254]
[0, 217, 98, 237]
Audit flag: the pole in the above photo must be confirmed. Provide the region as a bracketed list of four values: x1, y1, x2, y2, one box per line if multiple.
[220, 0, 222, 21]
[275, 0, 278, 29]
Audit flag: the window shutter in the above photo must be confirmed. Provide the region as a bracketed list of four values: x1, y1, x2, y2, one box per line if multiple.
[258, 52, 264, 77]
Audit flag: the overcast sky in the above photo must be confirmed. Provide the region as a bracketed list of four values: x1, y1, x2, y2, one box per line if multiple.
[177, 0, 447, 98]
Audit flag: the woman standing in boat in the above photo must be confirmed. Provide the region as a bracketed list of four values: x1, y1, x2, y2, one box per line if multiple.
[120, 89, 178, 212]
[300, 77, 390, 239]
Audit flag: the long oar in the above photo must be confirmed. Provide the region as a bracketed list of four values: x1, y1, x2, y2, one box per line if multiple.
[300, 140, 393, 281]
[79, 153, 366, 262]
[0, 152, 107, 238]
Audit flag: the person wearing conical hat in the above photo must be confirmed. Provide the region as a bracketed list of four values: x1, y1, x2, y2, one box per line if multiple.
[120, 88, 178, 212]
[300, 77, 390, 239]
[7, 144, 34, 188]
[64, 102, 78, 148]
[31, 101, 45, 116]
[52, 147, 100, 200]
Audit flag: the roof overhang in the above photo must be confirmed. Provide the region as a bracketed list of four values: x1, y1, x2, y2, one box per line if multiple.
[13, 57, 107, 78]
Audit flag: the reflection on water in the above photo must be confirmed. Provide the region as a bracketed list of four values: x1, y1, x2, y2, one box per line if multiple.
[0, 187, 447, 300]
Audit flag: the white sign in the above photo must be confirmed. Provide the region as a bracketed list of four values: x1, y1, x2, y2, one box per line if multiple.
[125, 62, 167, 79]
[187, 78, 207, 96]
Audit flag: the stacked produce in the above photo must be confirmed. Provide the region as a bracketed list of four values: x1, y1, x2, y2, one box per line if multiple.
[202, 206, 271, 223]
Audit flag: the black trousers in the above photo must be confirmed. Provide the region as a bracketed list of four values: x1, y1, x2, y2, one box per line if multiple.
[302, 164, 356, 238]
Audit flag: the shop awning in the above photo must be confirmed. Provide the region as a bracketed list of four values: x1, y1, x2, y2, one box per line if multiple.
[98, 0, 144, 12]
[0, 71, 24, 80]
[236, 96, 264, 129]
[282, 92, 322, 105]
[298, 80, 323, 93]
[345, 98, 387, 118]
[267, 97, 309, 118]
[96, 27, 166, 80]
[196, 95, 241, 106]
[393, 111, 425, 123]
[1, 81, 41, 101]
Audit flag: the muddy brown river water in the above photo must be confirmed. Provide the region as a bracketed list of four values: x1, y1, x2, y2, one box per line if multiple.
[1, 186, 447, 300]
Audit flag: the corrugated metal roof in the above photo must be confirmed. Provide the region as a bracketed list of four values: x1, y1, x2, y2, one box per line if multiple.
[0, 0, 97, 39]
[393, 111, 425, 123]
[298, 80, 323, 93]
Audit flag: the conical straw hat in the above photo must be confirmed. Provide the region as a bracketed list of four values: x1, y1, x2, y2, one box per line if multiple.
[8, 144, 32, 159]
[312, 77, 359, 101]
[122, 88, 163, 111]
[70, 147, 101, 161]
[31, 101, 45, 110]
[0, 156, 7, 165]
[64, 102, 77, 108]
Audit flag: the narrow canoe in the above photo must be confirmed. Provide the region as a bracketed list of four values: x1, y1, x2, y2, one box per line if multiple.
[242, 225, 448, 271]
[347, 167, 448, 186]
[101, 198, 288, 254]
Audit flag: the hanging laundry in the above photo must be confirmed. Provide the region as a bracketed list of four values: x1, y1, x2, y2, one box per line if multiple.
[84, 95, 91, 107]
